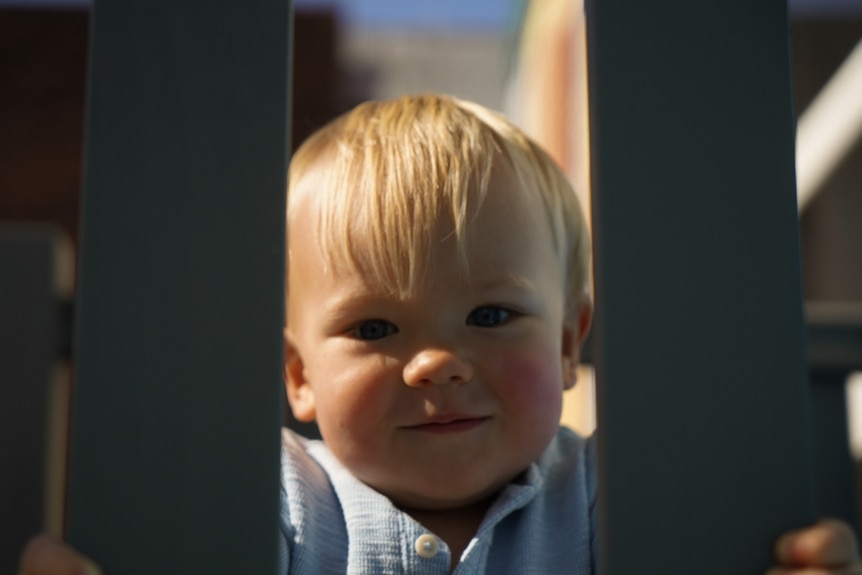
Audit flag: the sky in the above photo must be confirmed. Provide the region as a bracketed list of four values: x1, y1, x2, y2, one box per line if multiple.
[296, 0, 517, 30]
[0, 0, 520, 28]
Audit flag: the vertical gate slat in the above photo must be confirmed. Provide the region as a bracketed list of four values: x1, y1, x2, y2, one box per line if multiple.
[66, 2, 291, 572]
[586, 1, 816, 573]
[0, 228, 63, 573]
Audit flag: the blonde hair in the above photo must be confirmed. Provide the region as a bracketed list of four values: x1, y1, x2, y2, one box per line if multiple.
[287, 93, 590, 309]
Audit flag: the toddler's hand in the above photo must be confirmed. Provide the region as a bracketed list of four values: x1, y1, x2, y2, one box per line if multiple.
[767, 518, 862, 574]
[18, 534, 102, 575]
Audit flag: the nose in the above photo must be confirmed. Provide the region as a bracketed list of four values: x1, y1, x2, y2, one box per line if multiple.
[403, 348, 474, 387]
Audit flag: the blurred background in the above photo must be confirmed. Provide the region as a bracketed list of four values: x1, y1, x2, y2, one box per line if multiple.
[1, 0, 861, 565]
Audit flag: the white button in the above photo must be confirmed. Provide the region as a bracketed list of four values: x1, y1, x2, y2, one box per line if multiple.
[415, 533, 439, 558]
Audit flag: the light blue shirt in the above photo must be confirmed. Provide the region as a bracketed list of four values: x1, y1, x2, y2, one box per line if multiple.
[278, 426, 596, 574]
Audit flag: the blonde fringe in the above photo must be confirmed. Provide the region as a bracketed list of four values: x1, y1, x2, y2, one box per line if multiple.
[287, 93, 590, 306]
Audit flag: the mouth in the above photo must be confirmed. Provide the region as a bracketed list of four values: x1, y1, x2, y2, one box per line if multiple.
[404, 416, 490, 434]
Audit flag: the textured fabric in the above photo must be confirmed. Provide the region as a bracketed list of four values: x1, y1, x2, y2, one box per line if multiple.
[278, 426, 596, 574]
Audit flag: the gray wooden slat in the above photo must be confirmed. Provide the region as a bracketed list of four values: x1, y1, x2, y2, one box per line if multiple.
[0, 227, 61, 574]
[586, 1, 816, 573]
[66, 2, 291, 573]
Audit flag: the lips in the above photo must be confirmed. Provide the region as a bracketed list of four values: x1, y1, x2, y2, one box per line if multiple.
[405, 416, 490, 434]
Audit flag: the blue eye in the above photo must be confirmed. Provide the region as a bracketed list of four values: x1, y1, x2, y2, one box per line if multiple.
[352, 319, 397, 340]
[467, 306, 511, 327]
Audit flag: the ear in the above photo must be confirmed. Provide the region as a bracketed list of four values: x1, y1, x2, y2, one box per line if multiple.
[561, 297, 593, 390]
[283, 328, 317, 422]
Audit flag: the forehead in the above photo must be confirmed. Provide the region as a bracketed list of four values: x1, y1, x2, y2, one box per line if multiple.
[288, 172, 560, 297]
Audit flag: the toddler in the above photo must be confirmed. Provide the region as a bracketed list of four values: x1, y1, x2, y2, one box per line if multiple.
[280, 93, 594, 573]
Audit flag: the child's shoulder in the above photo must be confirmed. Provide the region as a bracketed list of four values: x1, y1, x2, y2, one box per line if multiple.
[279, 428, 332, 494]
[280, 426, 318, 463]
[279, 427, 364, 493]
[536, 425, 597, 493]
[546, 425, 596, 462]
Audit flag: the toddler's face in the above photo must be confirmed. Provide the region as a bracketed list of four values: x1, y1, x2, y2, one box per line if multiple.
[285, 177, 587, 511]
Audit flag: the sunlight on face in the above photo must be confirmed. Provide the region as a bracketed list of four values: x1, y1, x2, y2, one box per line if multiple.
[285, 175, 574, 510]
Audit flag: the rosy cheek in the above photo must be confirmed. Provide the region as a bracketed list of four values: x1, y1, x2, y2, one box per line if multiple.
[325, 365, 391, 433]
[495, 351, 564, 420]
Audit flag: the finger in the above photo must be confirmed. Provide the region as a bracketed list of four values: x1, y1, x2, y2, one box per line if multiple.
[775, 519, 861, 568]
[18, 534, 102, 575]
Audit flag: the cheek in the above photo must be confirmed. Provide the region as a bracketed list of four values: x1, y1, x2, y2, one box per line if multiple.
[495, 348, 565, 425]
[311, 360, 395, 453]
